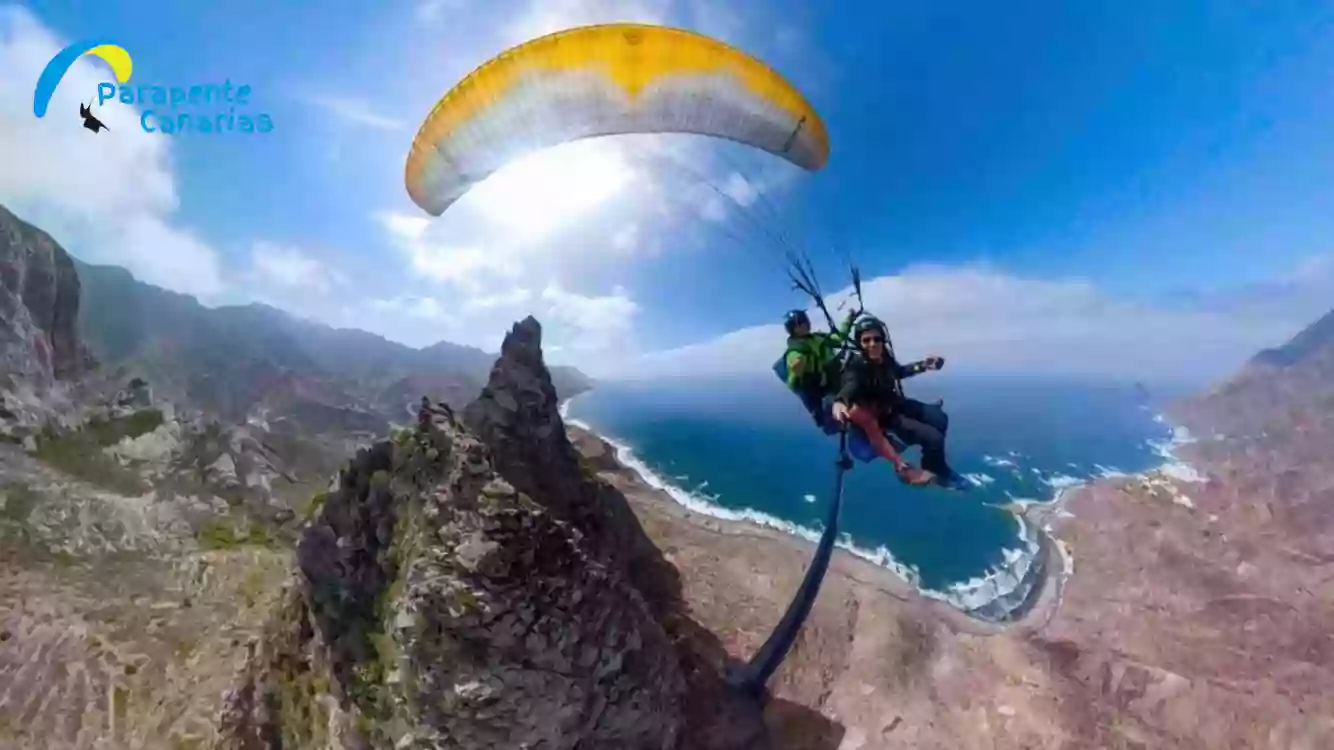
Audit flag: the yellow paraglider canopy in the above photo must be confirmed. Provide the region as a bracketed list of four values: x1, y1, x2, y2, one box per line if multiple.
[405, 23, 830, 217]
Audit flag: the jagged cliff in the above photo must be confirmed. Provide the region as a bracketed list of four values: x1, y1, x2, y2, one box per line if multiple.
[0, 204, 88, 388]
[220, 318, 770, 749]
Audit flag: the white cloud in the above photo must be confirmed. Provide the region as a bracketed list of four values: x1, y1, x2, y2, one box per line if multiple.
[464, 139, 637, 243]
[374, 133, 656, 363]
[682, 0, 745, 46]
[0, 6, 225, 299]
[541, 282, 638, 341]
[462, 287, 532, 313]
[721, 171, 760, 207]
[609, 263, 1334, 384]
[295, 91, 403, 131]
[248, 241, 347, 294]
[500, 0, 673, 45]
[349, 281, 638, 371]
[523, 282, 643, 367]
[417, 0, 468, 23]
[378, 137, 648, 292]
[611, 224, 640, 253]
[370, 294, 452, 322]
[377, 210, 517, 288]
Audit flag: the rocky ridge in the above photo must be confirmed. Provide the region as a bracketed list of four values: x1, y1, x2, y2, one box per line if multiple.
[0, 204, 88, 390]
[219, 318, 787, 749]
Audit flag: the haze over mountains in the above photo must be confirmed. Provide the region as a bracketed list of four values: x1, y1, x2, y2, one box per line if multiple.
[70, 241, 592, 429]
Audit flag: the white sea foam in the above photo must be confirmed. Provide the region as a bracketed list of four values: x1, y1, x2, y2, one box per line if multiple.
[558, 395, 1218, 622]
[1144, 421, 1206, 484]
[1093, 463, 1128, 479]
[1040, 473, 1085, 490]
[568, 416, 1039, 617]
[921, 513, 1043, 617]
[1002, 492, 1042, 509]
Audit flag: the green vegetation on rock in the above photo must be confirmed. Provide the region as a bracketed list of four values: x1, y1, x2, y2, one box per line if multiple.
[34, 425, 149, 496]
[0, 481, 39, 523]
[195, 516, 279, 551]
[297, 491, 329, 522]
[85, 408, 165, 446]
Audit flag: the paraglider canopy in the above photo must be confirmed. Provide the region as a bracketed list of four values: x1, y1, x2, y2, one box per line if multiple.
[404, 23, 830, 217]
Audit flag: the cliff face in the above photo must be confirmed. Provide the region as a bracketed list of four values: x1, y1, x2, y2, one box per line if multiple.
[1171, 305, 1334, 558]
[462, 317, 683, 615]
[0, 205, 88, 388]
[223, 413, 688, 748]
[1018, 306, 1334, 749]
[221, 318, 769, 749]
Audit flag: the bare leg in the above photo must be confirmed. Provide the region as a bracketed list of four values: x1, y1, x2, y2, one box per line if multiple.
[848, 405, 935, 486]
[847, 405, 904, 465]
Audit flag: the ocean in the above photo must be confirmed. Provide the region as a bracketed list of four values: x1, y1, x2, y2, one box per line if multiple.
[564, 373, 1196, 607]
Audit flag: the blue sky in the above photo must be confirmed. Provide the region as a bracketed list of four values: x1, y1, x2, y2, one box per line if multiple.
[2, 0, 1333, 382]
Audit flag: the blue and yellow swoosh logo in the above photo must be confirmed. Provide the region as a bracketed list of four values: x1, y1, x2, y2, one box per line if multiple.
[33, 40, 133, 118]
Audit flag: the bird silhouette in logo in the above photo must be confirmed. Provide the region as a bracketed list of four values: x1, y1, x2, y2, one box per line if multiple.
[79, 101, 109, 133]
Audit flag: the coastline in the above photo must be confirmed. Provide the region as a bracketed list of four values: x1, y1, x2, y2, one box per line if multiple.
[560, 396, 1066, 632]
[560, 389, 1208, 631]
[556, 389, 1334, 746]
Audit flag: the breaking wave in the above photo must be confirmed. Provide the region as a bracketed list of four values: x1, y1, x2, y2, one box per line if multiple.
[559, 394, 1204, 624]
[561, 399, 1045, 622]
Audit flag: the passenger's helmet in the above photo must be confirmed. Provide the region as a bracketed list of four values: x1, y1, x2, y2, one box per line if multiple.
[853, 316, 887, 341]
[783, 309, 811, 335]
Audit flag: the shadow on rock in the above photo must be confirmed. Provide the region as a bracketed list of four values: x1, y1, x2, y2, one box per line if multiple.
[463, 317, 847, 749]
[222, 317, 847, 749]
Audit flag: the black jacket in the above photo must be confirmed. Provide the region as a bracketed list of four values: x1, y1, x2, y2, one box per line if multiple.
[834, 351, 930, 406]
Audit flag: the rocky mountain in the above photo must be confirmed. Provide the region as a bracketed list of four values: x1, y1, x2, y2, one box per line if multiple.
[72, 253, 593, 427]
[1251, 307, 1334, 369]
[1014, 305, 1334, 748]
[221, 318, 776, 749]
[1174, 305, 1334, 438]
[1, 205, 98, 451]
[1170, 304, 1334, 561]
[0, 205, 91, 390]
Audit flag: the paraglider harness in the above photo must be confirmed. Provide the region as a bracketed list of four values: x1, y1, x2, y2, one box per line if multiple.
[780, 328, 847, 425]
[771, 252, 910, 460]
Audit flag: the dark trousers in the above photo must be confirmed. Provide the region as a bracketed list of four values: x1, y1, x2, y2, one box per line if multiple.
[882, 398, 951, 475]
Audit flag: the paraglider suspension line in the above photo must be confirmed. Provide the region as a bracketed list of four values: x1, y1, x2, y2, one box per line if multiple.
[781, 116, 807, 154]
[726, 428, 852, 700]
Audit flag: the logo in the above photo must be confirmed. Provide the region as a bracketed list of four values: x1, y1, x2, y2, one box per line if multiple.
[33, 40, 274, 136]
[32, 40, 130, 130]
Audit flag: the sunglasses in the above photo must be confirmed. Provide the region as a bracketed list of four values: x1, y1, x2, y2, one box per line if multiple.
[859, 336, 884, 345]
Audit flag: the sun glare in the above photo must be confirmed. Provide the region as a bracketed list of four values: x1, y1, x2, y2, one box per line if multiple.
[465, 139, 634, 242]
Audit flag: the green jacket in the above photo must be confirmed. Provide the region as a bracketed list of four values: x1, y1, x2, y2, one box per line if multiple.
[784, 314, 856, 392]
